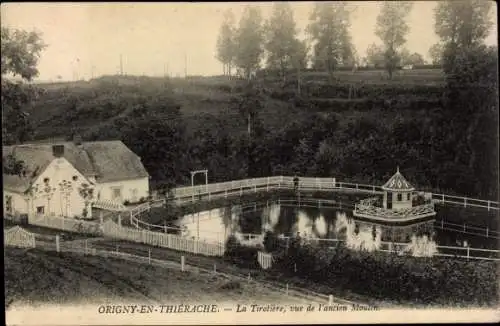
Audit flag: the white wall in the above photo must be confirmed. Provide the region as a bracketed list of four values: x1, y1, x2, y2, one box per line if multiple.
[391, 191, 413, 210]
[3, 191, 28, 216]
[28, 157, 94, 218]
[95, 177, 149, 204]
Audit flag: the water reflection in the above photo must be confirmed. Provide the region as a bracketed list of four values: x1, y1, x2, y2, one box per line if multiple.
[174, 198, 441, 255]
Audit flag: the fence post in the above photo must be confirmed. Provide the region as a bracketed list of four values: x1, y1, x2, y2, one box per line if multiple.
[181, 256, 185, 271]
[247, 273, 251, 282]
[148, 249, 151, 265]
[441, 219, 444, 229]
[463, 223, 466, 232]
[118, 214, 122, 227]
[328, 295, 334, 306]
[286, 283, 289, 295]
[225, 189, 228, 198]
[56, 235, 60, 253]
[267, 177, 270, 191]
[464, 198, 467, 208]
[100, 211, 104, 224]
[442, 194, 445, 203]
[487, 201, 490, 211]
[116, 245, 119, 254]
[467, 246, 470, 260]
[486, 227, 489, 238]
[85, 239, 88, 254]
[214, 263, 216, 274]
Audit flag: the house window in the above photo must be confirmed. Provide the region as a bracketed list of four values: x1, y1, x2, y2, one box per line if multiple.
[407, 193, 411, 201]
[36, 206, 45, 214]
[397, 194, 402, 201]
[5, 196, 12, 213]
[111, 187, 122, 200]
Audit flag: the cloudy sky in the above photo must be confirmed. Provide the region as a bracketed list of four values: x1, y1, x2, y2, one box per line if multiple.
[1, 2, 497, 81]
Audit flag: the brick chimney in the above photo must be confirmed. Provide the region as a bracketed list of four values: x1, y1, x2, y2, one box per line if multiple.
[52, 144, 65, 157]
[73, 134, 83, 146]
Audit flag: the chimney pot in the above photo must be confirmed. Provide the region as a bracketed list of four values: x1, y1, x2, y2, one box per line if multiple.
[52, 144, 65, 157]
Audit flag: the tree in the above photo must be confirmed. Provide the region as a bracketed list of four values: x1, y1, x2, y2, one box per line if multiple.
[400, 49, 425, 66]
[375, 2, 413, 79]
[264, 3, 302, 82]
[216, 9, 237, 76]
[1, 27, 47, 145]
[365, 43, 384, 67]
[234, 6, 265, 80]
[428, 43, 445, 65]
[307, 2, 353, 81]
[434, 0, 493, 72]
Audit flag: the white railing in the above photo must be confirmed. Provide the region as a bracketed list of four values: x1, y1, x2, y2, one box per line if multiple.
[29, 214, 103, 236]
[162, 176, 498, 211]
[102, 220, 224, 257]
[4, 226, 36, 248]
[353, 203, 437, 222]
[255, 234, 500, 261]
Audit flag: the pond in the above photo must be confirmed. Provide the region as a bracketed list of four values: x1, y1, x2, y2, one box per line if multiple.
[173, 196, 498, 252]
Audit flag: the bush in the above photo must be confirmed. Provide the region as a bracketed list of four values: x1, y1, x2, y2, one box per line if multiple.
[224, 235, 259, 269]
[274, 241, 498, 306]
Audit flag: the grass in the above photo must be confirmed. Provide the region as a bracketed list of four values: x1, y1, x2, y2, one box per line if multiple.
[4, 247, 294, 308]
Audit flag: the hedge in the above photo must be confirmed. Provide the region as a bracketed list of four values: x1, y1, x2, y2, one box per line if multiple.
[271, 241, 498, 307]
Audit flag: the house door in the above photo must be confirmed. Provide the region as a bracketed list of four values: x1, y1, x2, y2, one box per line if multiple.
[387, 193, 392, 209]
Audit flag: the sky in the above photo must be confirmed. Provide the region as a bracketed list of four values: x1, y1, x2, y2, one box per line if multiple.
[1, 1, 498, 82]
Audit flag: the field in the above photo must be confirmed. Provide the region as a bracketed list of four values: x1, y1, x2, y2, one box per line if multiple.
[4, 246, 297, 308]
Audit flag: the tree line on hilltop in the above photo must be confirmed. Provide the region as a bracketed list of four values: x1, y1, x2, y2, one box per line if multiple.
[216, 1, 494, 81]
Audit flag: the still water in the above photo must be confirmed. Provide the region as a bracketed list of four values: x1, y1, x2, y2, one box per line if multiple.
[172, 197, 497, 254]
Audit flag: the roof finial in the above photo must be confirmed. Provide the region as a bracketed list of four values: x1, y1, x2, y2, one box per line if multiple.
[396, 166, 399, 173]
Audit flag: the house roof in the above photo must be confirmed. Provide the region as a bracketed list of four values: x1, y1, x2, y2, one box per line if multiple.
[381, 167, 415, 192]
[3, 140, 149, 193]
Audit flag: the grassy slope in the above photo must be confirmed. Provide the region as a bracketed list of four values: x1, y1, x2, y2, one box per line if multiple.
[29, 69, 445, 139]
[4, 247, 290, 307]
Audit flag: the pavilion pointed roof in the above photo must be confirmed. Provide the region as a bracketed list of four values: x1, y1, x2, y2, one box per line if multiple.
[382, 167, 415, 192]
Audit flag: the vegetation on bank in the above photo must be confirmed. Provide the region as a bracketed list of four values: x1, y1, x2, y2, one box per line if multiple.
[224, 234, 499, 307]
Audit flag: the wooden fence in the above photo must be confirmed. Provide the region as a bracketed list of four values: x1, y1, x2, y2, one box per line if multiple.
[167, 175, 498, 211]
[4, 226, 36, 248]
[257, 251, 273, 270]
[28, 214, 103, 236]
[101, 220, 225, 257]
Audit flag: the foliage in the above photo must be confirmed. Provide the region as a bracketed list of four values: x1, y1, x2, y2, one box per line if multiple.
[428, 43, 445, 65]
[223, 235, 259, 269]
[234, 6, 265, 79]
[264, 3, 306, 81]
[1, 27, 47, 145]
[3, 153, 26, 176]
[365, 43, 385, 67]
[307, 2, 354, 80]
[375, 2, 413, 79]
[216, 9, 237, 76]
[271, 240, 498, 306]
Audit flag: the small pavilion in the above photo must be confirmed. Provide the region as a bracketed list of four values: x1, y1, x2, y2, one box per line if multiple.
[381, 167, 415, 210]
[353, 167, 436, 224]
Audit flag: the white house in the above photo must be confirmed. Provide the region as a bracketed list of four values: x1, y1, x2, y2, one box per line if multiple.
[3, 140, 150, 219]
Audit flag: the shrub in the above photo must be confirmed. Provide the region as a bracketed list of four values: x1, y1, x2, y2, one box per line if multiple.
[273, 240, 498, 306]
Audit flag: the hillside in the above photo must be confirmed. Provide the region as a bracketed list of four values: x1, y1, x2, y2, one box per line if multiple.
[4, 247, 292, 308]
[8, 68, 498, 201]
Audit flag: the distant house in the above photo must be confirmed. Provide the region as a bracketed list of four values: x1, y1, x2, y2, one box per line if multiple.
[3, 140, 149, 219]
